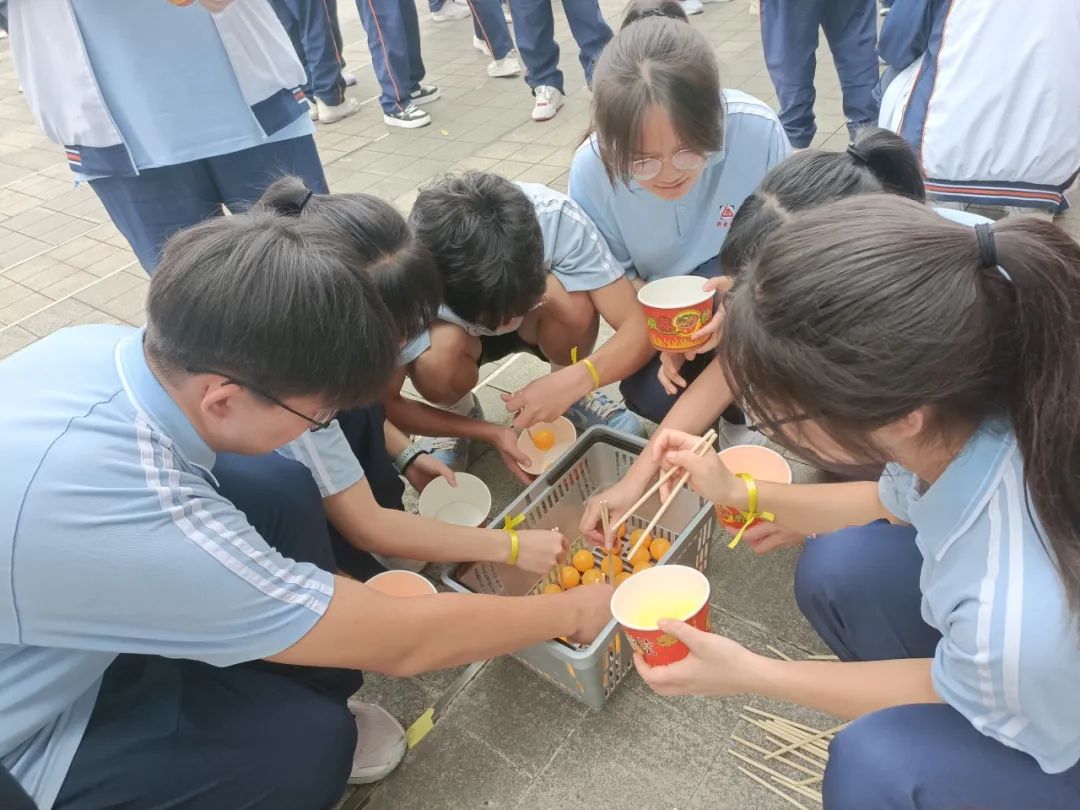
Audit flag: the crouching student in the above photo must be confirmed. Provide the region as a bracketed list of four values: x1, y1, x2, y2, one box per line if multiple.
[0, 213, 613, 810]
[580, 128, 929, 542]
[569, 0, 790, 434]
[400, 171, 654, 470]
[639, 197, 1080, 809]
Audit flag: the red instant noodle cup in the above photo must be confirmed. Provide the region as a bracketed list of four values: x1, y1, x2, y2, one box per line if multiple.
[610, 565, 712, 666]
[637, 276, 716, 352]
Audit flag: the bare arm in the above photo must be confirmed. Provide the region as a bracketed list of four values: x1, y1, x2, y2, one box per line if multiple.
[268, 576, 613, 677]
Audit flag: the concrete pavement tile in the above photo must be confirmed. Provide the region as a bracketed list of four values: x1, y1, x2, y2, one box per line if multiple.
[19, 298, 95, 338]
[0, 325, 37, 359]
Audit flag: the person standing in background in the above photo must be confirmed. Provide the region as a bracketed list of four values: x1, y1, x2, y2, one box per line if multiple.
[878, 0, 1080, 218]
[354, 0, 442, 128]
[758, 0, 879, 148]
[269, 0, 360, 124]
[7, 0, 327, 273]
[507, 0, 613, 121]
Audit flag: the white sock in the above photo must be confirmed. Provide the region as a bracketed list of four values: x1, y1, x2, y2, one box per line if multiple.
[447, 392, 475, 416]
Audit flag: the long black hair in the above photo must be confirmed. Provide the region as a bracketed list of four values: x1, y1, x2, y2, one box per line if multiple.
[721, 127, 926, 275]
[721, 194, 1080, 609]
[259, 176, 441, 343]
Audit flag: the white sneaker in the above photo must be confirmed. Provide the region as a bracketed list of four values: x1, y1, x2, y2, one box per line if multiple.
[531, 86, 564, 121]
[717, 416, 767, 449]
[409, 84, 441, 105]
[342, 71, 358, 87]
[502, 2, 512, 21]
[308, 101, 319, 121]
[488, 54, 522, 78]
[431, 0, 472, 21]
[472, 35, 492, 58]
[384, 103, 432, 129]
[346, 701, 407, 785]
[316, 97, 360, 124]
[681, 0, 704, 14]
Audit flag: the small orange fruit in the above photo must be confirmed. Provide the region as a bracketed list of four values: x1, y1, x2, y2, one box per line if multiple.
[560, 565, 581, 589]
[616, 523, 627, 540]
[572, 549, 595, 573]
[632, 561, 654, 574]
[531, 428, 556, 451]
[649, 537, 672, 561]
[629, 528, 647, 545]
[600, 556, 624, 577]
[629, 545, 652, 567]
[543, 583, 563, 594]
[615, 571, 633, 586]
[581, 568, 604, 585]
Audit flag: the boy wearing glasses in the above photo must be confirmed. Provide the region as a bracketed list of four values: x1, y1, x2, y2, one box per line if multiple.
[397, 172, 652, 472]
[0, 212, 612, 809]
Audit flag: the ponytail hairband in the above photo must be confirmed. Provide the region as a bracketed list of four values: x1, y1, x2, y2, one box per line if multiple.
[631, 7, 682, 23]
[846, 143, 869, 165]
[974, 223, 997, 269]
[276, 188, 314, 217]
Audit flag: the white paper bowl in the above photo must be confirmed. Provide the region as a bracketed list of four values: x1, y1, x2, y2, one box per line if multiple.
[417, 472, 492, 527]
[516, 416, 577, 476]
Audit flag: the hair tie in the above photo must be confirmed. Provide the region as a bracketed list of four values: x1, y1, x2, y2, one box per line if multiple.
[846, 143, 869, 165]
[276, 188, 314, 217]
[629, 7, 680, 24]
[974, 223, 998, 268]
[297, 189, 315, 212]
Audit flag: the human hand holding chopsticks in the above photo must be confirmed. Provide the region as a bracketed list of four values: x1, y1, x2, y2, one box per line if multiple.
[652, 428, 743, 506]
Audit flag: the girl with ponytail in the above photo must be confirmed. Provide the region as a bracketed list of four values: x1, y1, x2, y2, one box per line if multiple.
[581, 127, 931, 543]
[643, 196, 1080, 808]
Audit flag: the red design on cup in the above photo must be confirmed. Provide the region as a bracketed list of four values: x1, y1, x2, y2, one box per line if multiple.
[638, 277, 716, 352]
[715, 445, 793, 533]
[621, 601, 710, 666]
[610, 565, 712, 667]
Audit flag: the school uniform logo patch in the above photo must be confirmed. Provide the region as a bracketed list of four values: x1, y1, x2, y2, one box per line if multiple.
[716, 204, 738, 228]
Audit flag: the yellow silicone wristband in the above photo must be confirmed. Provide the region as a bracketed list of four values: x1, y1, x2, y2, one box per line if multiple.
[505, 527, 520, 566]
[581, 357, 601, 390]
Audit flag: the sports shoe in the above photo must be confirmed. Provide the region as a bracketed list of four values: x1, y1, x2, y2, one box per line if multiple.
[473, 35, 492, 58]
[431, 0, 471, 21]
[565, 392, 646, 438]
[488, 54, 522, 78]
[409, 85, 441, 105]
[316, 97, 360, 124]
[308, 101, 319, 121]
[346, 700, 407, 785]
[717, 416, 767, 449]
[384, 103, 432, 129]
[503, 2, 513, 21]
[415, 394, 483, 469]
[681, 0, 704, 14]
[531, 86, 564, 121]
[342, 70, 358, 87]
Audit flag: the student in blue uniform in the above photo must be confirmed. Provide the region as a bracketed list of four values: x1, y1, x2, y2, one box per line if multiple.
[7, 0, 327, 273]
[569, 0, 790, 432]
[579, 127, 931, 542]
[269, 0, 359, 124]
[758, 0, 880, 148]
[640, 196, 1080, 809]
[353, 0, 441, 128]
[398, 172, 652, 472]
[0, 213, 612, 809]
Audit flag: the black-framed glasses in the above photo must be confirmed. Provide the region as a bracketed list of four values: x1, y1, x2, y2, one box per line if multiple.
[744, 411, 812, 436]
[631, 149, 708, 181]
[188, 368, 337, 432]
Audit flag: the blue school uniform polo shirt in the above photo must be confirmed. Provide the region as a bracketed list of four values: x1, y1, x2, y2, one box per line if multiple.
[879, 418, 1080, 773]
[69, 0, 312, 179]
[0, 326, 362, 808]
[568, 89, 791, 282]
[399, 182, 625, 365]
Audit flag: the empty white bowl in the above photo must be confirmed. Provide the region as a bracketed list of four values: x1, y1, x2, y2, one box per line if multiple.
[417, 472, 492, 527]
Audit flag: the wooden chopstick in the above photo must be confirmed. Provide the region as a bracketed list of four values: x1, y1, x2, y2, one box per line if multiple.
[625, 431, 717, 563]
[600, 501, 614, 585]
[609, 429, 717, 533]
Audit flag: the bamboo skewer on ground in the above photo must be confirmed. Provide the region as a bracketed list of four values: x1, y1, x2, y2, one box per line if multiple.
[736, 767, 810, 810]
[624, 429, 718, 563]
[609, 428, 717, 536]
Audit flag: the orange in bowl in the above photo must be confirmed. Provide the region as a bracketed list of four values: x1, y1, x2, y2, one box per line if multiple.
[517, 417, 577, 476]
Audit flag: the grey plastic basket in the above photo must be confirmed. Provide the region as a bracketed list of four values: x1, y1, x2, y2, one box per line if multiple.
[442, 426, 716, 709]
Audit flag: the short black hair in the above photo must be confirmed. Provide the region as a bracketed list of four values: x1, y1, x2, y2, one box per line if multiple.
[409, 172, 546, 329]
[146, 210, 397, 409]
[720, 127, 927, 276]
[259, 176, 441, 343]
